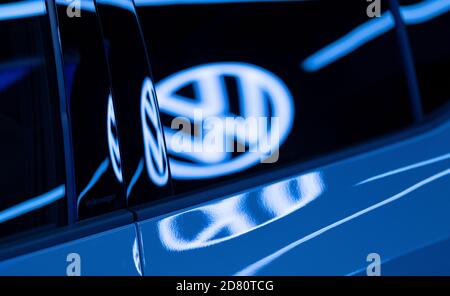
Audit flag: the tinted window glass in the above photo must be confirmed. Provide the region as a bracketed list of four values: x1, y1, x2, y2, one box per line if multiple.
[399, 0, 450, 114]
[96, 0, 172, 206]
[135, 0, 414, 193]
[0, 0, 67, 238]
[56, 0, 125, 219]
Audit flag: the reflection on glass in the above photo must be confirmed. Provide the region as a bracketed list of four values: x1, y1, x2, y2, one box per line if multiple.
[302, 0, 450, 72]
[141, 77, 169, 187]
[136, 0, 414, 195]
[0, 0, 67, 238]
[400, 0, 450, 114]
[96, 0, 172, 206]
[57, 0, 126, 219]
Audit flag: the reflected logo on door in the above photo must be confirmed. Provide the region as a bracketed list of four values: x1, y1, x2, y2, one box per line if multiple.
[158, 172, 324, 251]
[155, 62, 295, 180]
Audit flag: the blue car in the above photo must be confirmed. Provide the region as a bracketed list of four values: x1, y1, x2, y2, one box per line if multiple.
[0, 0, 449, 276]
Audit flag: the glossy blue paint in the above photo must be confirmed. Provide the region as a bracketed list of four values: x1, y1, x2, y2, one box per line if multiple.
[350, 236, 450, 276]
[137, 118, 450, 275]
[0, 224, 142, 276]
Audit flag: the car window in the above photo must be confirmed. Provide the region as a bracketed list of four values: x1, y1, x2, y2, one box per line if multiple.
[134, 0, 415, 193]
[0, 0, 67, 239]
[399, 0, 450, 115]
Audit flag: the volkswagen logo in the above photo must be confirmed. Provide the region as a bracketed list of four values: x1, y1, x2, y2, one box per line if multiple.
[107, 94, 123, 183]
[155, 62, 295, 180]
[141, 77, 170, 187]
